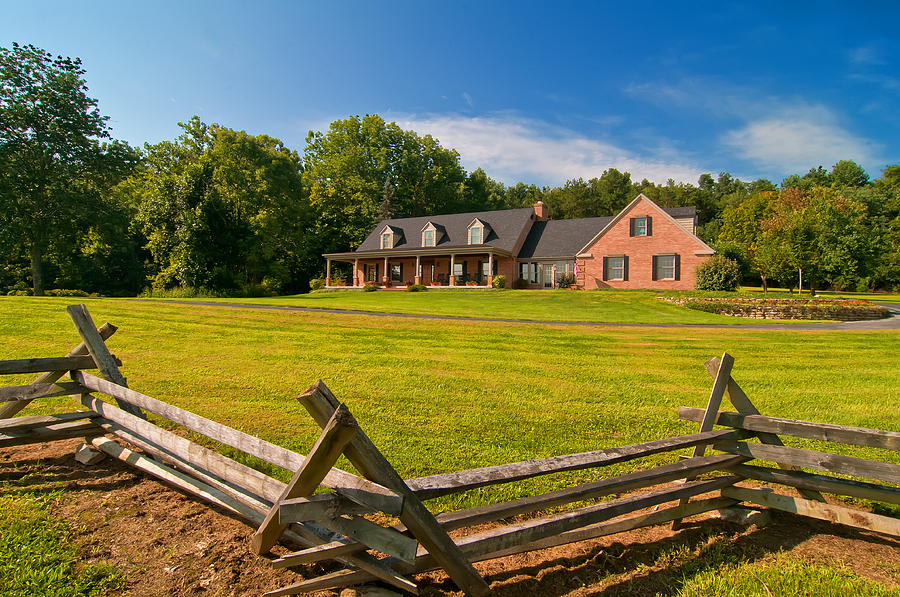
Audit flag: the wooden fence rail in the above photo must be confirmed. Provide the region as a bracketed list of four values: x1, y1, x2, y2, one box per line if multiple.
[1, 307, 898, 597]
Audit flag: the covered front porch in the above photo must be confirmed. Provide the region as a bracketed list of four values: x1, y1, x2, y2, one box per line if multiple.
[323, 249, 507, 289]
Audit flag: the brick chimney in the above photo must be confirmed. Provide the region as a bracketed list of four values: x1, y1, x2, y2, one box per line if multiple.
[533, 200, 548, 220]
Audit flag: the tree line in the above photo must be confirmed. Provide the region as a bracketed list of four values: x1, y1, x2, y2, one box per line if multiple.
[2, 43, 898, 296]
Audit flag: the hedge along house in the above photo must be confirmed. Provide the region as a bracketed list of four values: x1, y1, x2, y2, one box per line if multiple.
[322, 195, 713, 289]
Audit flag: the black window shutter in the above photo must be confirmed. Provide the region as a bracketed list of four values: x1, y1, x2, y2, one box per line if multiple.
[399, 263, 403, 281]
[602, 257, 609, 281]
[646, 217, 652, 236]
[629, 218, 635, 237]
[674, 254, 681, 281]
[623, 256, 629, 281]
[651, 256, 658, 281]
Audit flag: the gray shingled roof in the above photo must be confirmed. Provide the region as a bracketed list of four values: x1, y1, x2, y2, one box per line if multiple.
[352, 205, 698, 258]
[662, 206, 697, 219]
[517, 207, 696, 259]
[517, 217, 614, 259]
[355, 207, 536, 253]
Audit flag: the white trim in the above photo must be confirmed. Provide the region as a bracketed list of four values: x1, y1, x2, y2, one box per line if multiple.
[576, 252, 592, 258]
[576, 193, 715, 255]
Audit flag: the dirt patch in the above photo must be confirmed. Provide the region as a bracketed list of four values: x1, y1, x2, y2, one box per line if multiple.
[2, 439, 898, 596]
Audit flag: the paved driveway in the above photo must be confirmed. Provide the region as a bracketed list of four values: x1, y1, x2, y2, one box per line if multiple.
[137, 299, 900, 330]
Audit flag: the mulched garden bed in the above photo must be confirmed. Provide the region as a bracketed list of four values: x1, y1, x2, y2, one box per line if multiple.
[661, 297, 891, 321]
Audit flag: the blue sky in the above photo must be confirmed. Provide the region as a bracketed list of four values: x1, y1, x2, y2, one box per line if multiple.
[3, 0, 899, 187]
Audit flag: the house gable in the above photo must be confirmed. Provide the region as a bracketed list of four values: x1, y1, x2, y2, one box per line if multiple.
[577, 194, 714, 290]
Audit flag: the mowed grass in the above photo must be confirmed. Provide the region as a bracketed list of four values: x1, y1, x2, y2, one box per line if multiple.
[0, 491, 126, 596]
[2, 297, 898, 509]
[144, 289, 790, 324]
[2, 297, 898, 594]
[680, 552, 900, 596]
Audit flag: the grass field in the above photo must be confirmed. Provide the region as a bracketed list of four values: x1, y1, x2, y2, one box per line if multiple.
[2, 296, 898, 593]
[135, 288, 859, 325]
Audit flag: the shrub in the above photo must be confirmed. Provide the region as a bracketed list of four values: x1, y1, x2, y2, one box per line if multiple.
[309, 278, 326, 291]
[513, 278, 529, 289]
[45, 289, 90, 297]
[557, 273, 576, 289]
[362, 283, 379, 292]
[406, 284, 427, 292]
[492, 275, 506, 289]
[695, 255, 741, 291]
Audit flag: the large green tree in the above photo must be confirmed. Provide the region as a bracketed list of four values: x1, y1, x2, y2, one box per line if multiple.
[123, 117, 309, 292]
[303, 114, 467, 252]
[0, 43, 134, 294]
[719, 191, 778, 290]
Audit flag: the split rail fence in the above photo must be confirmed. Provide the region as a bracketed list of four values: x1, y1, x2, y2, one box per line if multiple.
[1, 305, 898, 596]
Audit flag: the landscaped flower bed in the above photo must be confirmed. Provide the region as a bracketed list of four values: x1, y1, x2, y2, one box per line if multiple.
[661, 296, 891, 321]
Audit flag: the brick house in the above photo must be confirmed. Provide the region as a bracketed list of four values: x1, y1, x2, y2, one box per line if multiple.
[323, 194, 714, 289]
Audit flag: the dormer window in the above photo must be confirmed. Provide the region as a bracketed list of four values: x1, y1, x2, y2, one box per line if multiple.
[421, 221, 443, 247]
[379, 225, 402, 249]
[467, 218, 489, 245]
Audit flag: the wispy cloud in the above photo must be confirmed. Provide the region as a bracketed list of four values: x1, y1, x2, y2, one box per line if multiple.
[392, 112, 704, 186]
[847, 45, 886, 66]
[722, 105, 881, 173]
[627, 77, 884, 175]
[461, 92, 473, 108]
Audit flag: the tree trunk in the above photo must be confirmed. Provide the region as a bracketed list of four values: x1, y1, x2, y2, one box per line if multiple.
[798, 267, 803, 296]
[30, 244, 44, 296]
[761, 275, 768, 293]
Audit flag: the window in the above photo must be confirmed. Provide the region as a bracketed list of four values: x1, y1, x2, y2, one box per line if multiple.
[519, 262, 538, 284]
[365, 263, 379, 282]
[381, 232, 393, 249]
[391, 263, 402, 282]
[469, 225, 482, 244]
[453, 261, 467, 282]
[606, 256, 625, 280]
[654, 254, 677, 280]
[629, 216, 652, 237]
[423, 229, 435, 247]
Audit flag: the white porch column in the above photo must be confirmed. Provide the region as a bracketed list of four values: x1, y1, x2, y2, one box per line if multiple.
[353, 259, 358, 287]
[325, 258, 332, 286]
[415, 255, 422, 285]
[449, 254, 456, 286]
[487, 253, 494, 286]
[383, 256, 389, 285]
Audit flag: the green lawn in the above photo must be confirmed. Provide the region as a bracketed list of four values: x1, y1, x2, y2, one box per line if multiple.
[0, 491, 126, 596]
[2, 297, 897, 498]
[136, 288, 836, 324]
[2, 296, 898, 593]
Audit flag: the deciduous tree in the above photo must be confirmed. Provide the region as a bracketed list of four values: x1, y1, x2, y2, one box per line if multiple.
[0, 43, 133, 294]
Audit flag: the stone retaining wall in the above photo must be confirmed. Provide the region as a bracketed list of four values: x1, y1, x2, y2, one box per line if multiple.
[662, 297, 891, 321]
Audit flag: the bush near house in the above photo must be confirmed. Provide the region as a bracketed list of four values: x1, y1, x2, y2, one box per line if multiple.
[492, 275, 506, 289]
[695, 255, 742, 291]
[406, 284, 427, 292]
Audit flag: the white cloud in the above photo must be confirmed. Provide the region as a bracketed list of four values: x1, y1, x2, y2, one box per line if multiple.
[392, 113, 704, 186]
[627, 78, 885, 175]
[722, 106, 881, 173]
[847, 46, 886, 66]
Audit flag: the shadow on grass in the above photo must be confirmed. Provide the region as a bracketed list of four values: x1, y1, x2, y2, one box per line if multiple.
[421, 513, 900, 597]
